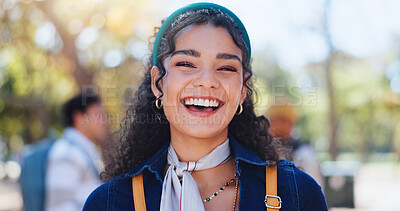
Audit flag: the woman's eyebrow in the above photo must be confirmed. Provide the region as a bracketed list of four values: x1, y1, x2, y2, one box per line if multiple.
[171, 49, 201, 57]
[216, 53, 241, 62]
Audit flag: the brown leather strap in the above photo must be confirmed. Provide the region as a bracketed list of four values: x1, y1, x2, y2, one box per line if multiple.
[266, 165, 281, 210]
[132, 173, 147, 211]
[132, 167, 279, 210]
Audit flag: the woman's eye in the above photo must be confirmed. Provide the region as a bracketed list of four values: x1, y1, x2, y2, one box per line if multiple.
[176, 61, 195, 68]
[218, 66, 237, 72]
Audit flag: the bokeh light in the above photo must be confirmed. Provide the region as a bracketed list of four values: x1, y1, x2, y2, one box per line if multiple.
[103, 49, 124, 68]
[68, 19, 83, 35]
[35, 21, 57, 49]
[386, 61, 400, 80]
[390, 76, 400, 93]
[5, 161, 21, 180]
[90, 13, 106, 29]
[75, 27, 99, 51]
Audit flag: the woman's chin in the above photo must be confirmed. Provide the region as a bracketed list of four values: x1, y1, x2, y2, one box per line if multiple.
[171, 123, 229, 140]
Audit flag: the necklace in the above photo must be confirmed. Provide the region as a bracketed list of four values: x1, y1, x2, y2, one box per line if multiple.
[202, 174, 239, 211]
[203, 174, 237, 203]
[232, 175, 239, 211]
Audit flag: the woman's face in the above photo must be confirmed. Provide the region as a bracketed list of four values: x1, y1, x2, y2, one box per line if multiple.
[152, 24, 246, 140]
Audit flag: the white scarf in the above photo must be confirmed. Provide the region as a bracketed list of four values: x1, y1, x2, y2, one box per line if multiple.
[160, 138, 231, 211]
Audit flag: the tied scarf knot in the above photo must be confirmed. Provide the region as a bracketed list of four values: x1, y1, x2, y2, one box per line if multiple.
[172, 161, 197, 178]
[160, 139, 231, 211]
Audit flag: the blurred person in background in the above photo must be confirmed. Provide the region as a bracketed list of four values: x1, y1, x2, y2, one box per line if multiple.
[45, 93, 108, 211]
[265, 102, 324, 190]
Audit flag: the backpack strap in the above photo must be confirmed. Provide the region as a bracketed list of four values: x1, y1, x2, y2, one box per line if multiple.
[132, 173, 147, 211]
[265, 164, 282, 210]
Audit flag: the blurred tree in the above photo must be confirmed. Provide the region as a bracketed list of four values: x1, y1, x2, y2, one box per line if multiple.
[254, 46, 400, 162]
[0, 0, 161, 156]
[322, 0, 339, 160]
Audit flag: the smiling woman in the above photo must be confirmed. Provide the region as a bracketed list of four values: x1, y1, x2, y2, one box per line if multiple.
[83, 3, 327, 211]
[152, 25, 246, 147]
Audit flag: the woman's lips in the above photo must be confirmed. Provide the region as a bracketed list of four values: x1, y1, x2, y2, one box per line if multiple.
[186, 105, 214, 112]
[181, 96, 224, 117]
[183, 104, 221, 117]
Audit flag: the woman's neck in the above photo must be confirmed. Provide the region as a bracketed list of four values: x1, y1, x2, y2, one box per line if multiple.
[168, 127, 238, 207]
[169, 128, 229, 162]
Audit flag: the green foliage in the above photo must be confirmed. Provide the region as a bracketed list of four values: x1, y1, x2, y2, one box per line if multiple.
[253, 50, 400, 160]
[0, 0, 156, 157]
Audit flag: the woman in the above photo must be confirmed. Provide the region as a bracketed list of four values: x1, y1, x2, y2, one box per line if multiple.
[84, 3, 327, 211]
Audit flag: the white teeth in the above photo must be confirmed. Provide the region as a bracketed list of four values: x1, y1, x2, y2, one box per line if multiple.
[210, 100, 215, 107]
[204, 99, 210, 107]
[184, 98, 221, 107]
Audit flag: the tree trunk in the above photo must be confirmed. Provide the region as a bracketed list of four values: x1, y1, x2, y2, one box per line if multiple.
[323, 0, 338, 160]
[36, 0, 94, 90]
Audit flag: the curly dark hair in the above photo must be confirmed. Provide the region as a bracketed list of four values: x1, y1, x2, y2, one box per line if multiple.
[102, 8, 279, 181]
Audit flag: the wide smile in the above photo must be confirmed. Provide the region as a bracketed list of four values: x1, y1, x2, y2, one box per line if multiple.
[181, 96, 224, 117]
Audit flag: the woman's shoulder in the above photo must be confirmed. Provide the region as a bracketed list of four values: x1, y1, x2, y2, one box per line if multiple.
[277, 159, 318, 185]
[83, 175, 132, 211]
[278, 160, 323, 191]
[83, 181, 109, 210]
[277, 159, 328, 210]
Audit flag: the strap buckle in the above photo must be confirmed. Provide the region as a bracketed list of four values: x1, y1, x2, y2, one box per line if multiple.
[264, 195, 282, 209]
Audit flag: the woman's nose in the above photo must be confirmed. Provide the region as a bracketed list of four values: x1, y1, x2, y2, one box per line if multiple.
[192, 67, 220, 89]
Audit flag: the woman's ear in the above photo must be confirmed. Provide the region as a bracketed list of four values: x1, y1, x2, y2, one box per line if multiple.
[240, 85, 247, 104]
[151, 66, 162, 98]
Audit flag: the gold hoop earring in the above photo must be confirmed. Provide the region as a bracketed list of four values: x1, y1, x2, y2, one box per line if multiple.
[155, 97, 163, 109]
[236, 104, 243, 115]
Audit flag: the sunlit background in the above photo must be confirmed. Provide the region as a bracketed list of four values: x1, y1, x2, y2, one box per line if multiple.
[1, 0, 400, 210]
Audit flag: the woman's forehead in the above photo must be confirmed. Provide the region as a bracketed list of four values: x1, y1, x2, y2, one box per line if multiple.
[174, 24, 242, 57]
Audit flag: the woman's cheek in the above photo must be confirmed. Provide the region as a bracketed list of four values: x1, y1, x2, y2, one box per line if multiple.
[162, 77, 183, 107]
[226, 79, 243, 100]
